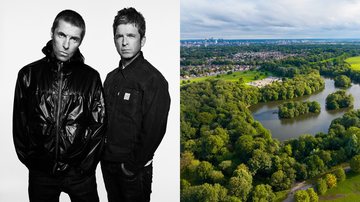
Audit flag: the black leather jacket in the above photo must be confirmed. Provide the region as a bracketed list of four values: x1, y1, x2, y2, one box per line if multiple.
[13, 41, 106, 176]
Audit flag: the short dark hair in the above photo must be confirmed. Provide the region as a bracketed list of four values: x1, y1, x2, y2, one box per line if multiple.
[51, 9, 86, 41]
[113, 7, 146, 39]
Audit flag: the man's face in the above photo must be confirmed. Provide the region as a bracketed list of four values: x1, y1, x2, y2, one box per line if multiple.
[52, 19, 82, 62]
[114, 23, 145, 60]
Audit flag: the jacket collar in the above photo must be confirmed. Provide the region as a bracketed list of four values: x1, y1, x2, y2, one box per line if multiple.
[118, 51, 145, 79]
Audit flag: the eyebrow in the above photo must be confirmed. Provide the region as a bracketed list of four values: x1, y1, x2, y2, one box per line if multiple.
[57, 31, 81, 41]
[70, 36, 81, 41]
[115, 32, 137, 36]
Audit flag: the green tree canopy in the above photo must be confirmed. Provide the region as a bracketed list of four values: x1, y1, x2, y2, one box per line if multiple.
[333, 167, 346, 182]
[316, 178, 328, 195]
[334, 75, 351, 88]
[294, 190, 310, 202]
[181, 183, 229, 202]
[325, 173, 337, 189]
[307, 188, 319, 202]
[251, 184, 275, 202]
[350, 154, 360, 173]
[229, 164, 253, 201]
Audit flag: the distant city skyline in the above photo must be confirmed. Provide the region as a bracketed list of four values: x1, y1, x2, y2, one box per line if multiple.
[181, 0, 360, 39]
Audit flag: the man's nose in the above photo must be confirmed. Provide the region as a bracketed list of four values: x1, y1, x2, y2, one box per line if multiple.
[63, 38, 70, 50]
[122, 37, 128, 46]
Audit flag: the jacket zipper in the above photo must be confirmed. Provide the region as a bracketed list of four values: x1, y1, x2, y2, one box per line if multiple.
[55, 62, 63, 171]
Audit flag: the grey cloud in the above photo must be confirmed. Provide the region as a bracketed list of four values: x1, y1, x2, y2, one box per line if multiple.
[181, 0, 360, 39]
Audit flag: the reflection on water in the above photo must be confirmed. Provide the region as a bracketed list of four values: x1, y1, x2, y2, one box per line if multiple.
[250, 78, 360, 141]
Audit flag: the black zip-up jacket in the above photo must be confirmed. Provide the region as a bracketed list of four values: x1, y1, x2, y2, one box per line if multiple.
[102, 52, 170, 173]
[13, 41, 106, 176]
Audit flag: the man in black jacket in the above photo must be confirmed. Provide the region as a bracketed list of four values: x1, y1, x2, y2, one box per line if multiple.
[101, 7, 171, 202]
[13, 10, 105, 202]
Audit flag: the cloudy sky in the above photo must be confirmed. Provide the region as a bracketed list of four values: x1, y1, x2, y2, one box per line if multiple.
[181, 0, 360, 39]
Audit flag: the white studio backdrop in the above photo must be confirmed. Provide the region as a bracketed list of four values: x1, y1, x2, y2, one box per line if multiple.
[0, 0, 180, 201]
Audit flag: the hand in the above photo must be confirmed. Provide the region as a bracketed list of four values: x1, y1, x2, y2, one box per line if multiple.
[121, 163, 135, 176]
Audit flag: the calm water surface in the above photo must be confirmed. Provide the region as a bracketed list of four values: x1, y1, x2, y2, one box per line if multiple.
[250, 78, 360, 141]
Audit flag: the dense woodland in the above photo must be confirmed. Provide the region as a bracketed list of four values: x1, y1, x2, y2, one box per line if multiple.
[334, 75, 352, 88]
[325, 90, 354, 110]
[278, 101, 321, 119]
[181, 42, 360, 201]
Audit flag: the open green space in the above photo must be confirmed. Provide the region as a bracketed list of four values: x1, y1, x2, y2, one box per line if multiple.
[345, 56, 360, 71]
[319, 171, 360, 201]
[181, 70, 271, 85]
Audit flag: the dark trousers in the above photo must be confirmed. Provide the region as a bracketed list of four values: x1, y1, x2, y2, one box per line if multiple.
[28, 170, 99, 202]
[101, 161, 153, 202]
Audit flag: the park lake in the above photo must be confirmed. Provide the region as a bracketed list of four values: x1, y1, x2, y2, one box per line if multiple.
[250, 78, 360, 141]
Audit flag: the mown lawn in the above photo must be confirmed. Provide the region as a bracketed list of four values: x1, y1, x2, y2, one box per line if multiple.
[345, 56, 360, 71]
[319, 171, 360, 201]
[181, 70, 271, 85]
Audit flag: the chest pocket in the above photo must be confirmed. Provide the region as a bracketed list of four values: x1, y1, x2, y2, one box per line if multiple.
[115, 88, 142, 118]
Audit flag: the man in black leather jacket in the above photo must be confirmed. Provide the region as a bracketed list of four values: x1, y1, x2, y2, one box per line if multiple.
[13, 10, 105, 202]
[101, 7, 170, 202]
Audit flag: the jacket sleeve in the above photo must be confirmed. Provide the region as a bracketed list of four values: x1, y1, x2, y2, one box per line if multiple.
[125, 76, 171, 173]
[13, 69, 30, 168]
[79, 74, 106, 174]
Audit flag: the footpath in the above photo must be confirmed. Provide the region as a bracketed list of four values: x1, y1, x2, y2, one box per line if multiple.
[282, 166, 351, 202]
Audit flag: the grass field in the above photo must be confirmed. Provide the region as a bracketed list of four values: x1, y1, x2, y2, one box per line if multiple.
[319, 171, 360, 201]
[345, 56, 360, 71]
[181, 70, 271, 85]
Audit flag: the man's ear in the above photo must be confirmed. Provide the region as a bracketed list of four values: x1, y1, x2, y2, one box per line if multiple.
[141, 36, 146, 47]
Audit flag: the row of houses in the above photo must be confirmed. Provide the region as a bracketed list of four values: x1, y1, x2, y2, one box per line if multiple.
[180, 64, 255, 79]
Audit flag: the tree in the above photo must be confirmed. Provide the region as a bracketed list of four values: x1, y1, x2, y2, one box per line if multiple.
[317, 150, 332, 166]
[307, 188, 319, 202]
[228, 164, 253, 201]
[218, 160, 233, 176]
[334, 75, 351, 88]
[316, 178, 327, 195]
[181, 183, 229, 202]
[247, 149, 272, 175]
[294, 190, 310, 202]
[344, 127, 360, 157]
[251, 184, 275, 202]
[333, 167, 346, 182]
[290, 135, 318, 160]
[181, 179, 191, 190]
[235, 135, 254, 160]
[199, 127, 229, 160]
[181, 151, 195, 172]
[196, 161, 214, 183]
[308, 101, 321, 113]
[305, 155, 325, 178]
[350, 154, 360, 173]
[278, 101, 320, 119]
[228, 176, 252, 201]
[294, 162, 308, 181]
[181, 152, 200, 183]
[198, 112, 215, 125]
[270, 170, 292, 191]
[283, 144, 293, 156]
[181, 121, 197, 141]
[325, 173, 337, 189]
[325, 90, 354, 110]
